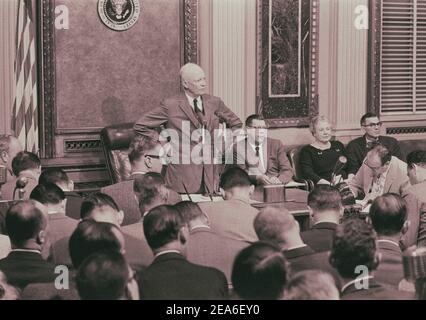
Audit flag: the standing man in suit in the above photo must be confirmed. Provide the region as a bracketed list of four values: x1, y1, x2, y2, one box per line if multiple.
[369, 194, 408, 289]
[331, 219, 413, 300]
[134, 63, 243, 194]
[138, 204, 228, 300]
[346, 112, 402, 178]
[198, 166, 259, 243]
[0, 200, 55, 290]
[1, 151, 41, 200]
[348, 144, 410, 205]
[232, 114, 293, 185]
[404, 150, 426, 247]
[301, 185, 343, 252]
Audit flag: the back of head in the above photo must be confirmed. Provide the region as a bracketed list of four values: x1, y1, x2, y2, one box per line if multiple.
[219, 166, 252, 191]
[360, 112, 379, 126]
[253, 206, 296, 246]
[80, 192, 120, 220]
[39, 168, 70, 189]
[407, 150, 426, 168]
[245, 114, 264, 127]
[133, 172, 168, 213]
[69, 220, 123, 268]
[330, 219, 378, 278]
[369, 144, 391, 165]
[369, 193, 407, 236]
[143, 204, 184, 251]
[284, 270, 339, 300]
[174, 201, 204, 224]
[231, 241, 289, 300]
[6, 200, 47, 247]
[30, 183, 65, 205]
[308, 185, 343, 217]
[11, 151, 40, 176]
[76, 250, 130, 300]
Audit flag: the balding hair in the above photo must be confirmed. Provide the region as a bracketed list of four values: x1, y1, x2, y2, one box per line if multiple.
[180, 63, 203, 80]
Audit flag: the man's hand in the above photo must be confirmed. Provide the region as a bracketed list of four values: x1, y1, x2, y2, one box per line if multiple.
[269, 177, 282, 184]
[256, 174, 274, 185]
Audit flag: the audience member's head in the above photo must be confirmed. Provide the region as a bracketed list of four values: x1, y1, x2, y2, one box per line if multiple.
[369, 193, 408, 238]
[407, 150, 426, 185]
[128, 137, 163, 174]
[76, 250, 139, 300]
[143, 204, 188, 255]
[245, 114, 267, 145]
[69, 220, 125, 268]
[309, 115, 332, 144]
[6, 200, 48, 249]
[283, 270, 340, 300]
[254, 207, 302, 251]
[0, 271, 19, 300]
[11, 151, 41, 179]
[39, 168, 74, 191]
[307, 185, 343, 224]
[30, 183, 66, 214]
[174, 201, 208, 230]
[180, 63, 207, 98]
[231, 241, 289, 300]
[330, 219, 379, 280]
[360, 112, 382, 139]
[133, 172, 169, 215]
[364, 144, 392, 178]
[219, 166, 254, 201]
[0, 135, 22, 174]
[80, 193, 124, 227]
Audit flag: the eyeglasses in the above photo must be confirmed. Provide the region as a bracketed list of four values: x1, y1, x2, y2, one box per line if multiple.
[362, 122, 382, 128]
[145, 155, 161, 159]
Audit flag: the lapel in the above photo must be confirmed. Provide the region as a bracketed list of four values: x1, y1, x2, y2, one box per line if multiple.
[201, 94, 214, 130]
[383, 157, 396, 193]
[362, 165, 374, 194]
[178, 94, 201, 128]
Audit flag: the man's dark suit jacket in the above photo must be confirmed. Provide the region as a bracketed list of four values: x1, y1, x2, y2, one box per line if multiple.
[345, 135, 403, 175]
[137, 252, 228, 300]
[64, 192, 84, 220]
[283, 245, 315, 261]
[232, 137, 294, 184]
[341, 278, 414, 300]
[375, 240, 404, 289]
[402, 180, 426, 248]
[134, 93, 242, 193]
[0, 251, 55, 290]
[300, 222, 338, 253]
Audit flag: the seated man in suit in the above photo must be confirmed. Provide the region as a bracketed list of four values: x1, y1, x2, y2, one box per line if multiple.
[0, 200, 55, 290]
[330, 219, 413, 300]
[348, 144, 410, 205]
[198, 166, 258, 243]
[301, 185, 343, 252]
[176, 201, 250, 286]
[1, 151, 41, 200]
[403, 150, 426, 247]
[101, 137, 179, 226]
[138, 204, 228, 299]
[30, 183, 79, 259]
[51, 193, 152, 269]
[283, 270, 340, 300]
[233, 114, 293, 185]
[369, 193, 408, 289]
[39, 168, 83, 220]
[76, 251, 139, 300]
[22, 220, 128, 300]
[231, 241, 289, 300]
[0, 135, 22, 184]
[346, 112, 402, 178]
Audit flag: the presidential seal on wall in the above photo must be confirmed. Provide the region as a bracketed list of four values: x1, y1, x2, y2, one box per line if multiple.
[98, 0, 140, 31]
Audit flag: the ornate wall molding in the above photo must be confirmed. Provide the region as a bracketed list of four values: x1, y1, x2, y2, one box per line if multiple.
[183, 0, 199, 64]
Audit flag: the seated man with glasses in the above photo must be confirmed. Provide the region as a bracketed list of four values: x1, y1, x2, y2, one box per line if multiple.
[346, 112, 402, 179]
[348, 144, 409, 207]
[232, 114, 293, 185]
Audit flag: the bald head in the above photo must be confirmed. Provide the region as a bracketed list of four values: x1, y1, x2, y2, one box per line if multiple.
[180, 63, 207, 98]
[253, 207, 300, 249]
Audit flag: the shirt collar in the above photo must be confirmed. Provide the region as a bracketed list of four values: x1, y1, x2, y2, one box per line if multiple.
[286, 244, 308, 251]
[185, 93, 202, 110]
[154, 250, 181, 258]
[377, 239, 400, 248]
[341, 275, 374, 293]
[11, 248, 41, 254]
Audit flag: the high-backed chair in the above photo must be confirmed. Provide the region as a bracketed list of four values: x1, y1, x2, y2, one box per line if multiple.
[288, 146, 314, 191]
[100, 123, 135, 184]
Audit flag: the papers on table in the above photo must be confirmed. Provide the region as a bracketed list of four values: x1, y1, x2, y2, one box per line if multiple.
[180, 194, 223, 203]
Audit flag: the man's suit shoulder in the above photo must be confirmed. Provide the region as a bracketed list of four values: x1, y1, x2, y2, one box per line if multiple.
[101, 180, 133, 193]
[379, 135, 399, 145]
[346, 136, 364, 148]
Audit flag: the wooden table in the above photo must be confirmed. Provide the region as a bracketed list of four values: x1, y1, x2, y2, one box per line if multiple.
[251, 188, 310, 231]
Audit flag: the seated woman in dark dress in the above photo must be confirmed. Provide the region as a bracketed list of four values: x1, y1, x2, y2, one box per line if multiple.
[299, 115, 347, 185]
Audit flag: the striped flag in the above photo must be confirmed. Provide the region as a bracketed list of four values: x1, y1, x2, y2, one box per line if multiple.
[11, 0, 39, 154]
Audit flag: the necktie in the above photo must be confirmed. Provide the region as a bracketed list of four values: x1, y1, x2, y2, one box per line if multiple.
[193, 98, 204, 120]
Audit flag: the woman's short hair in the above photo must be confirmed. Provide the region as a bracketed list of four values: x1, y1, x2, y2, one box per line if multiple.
[309, 115, 331, 135]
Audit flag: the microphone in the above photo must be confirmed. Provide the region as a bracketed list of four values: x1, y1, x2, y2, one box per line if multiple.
[13, 177, 28, 200]
[331, 156, 347, 186]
